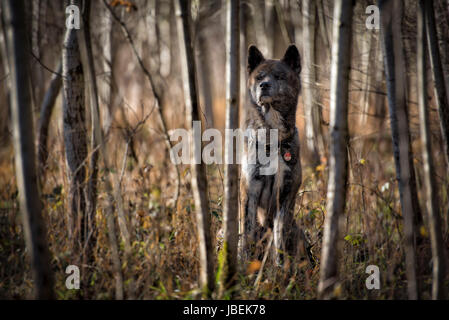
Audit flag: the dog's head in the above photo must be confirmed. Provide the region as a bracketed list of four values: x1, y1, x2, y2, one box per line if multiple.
[247, 45, 301, 109]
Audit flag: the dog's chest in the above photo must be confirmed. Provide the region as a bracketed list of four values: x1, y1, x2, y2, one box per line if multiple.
[241, 133, 296, 184]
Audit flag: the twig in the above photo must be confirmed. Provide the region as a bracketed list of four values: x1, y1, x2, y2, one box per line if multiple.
[254, 231, 273, 293]
[30, 51, 64, 77]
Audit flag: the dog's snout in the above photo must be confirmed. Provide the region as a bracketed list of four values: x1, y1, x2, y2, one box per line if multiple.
[260, 81, 271, 90]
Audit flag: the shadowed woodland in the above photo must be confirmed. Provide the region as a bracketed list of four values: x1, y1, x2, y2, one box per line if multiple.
[1, 0, 449, 300]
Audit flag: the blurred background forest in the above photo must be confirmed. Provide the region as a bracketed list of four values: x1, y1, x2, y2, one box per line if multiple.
[1, 0, 449, 299]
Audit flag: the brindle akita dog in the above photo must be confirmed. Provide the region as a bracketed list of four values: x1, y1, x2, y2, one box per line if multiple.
[240, 44, 310, 266]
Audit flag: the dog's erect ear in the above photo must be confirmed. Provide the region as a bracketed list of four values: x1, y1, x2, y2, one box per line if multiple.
[247, 45, 265, 74]
[282, 45, 301, 74]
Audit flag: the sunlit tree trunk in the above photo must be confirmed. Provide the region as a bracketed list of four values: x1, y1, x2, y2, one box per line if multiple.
[418, 0, 446, 300]
[318, 0, 353, 299]
[195, 0, 217, 128]
[379, 0, 419, 300]
[302, 0, 324, 166]
[359, 31, 376, 126]
[252, 0, 268, 56]
[4, 0, 54, 299]
[99, 2, 114, 134]
[221, 0, 240, 293]
[175, 0, 214, 297]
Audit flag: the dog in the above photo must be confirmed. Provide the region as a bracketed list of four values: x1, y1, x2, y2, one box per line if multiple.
[240, 44, 310, 266]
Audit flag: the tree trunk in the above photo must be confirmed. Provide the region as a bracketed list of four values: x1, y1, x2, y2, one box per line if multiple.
[359, 30, 376, 126]
[424, 0, 449, 166]
[434, 0, 449, 95]
[105, 187, 124, 300]
[318, 0, 353, 299]
[252, 0, 269, 56]
[78, 0, 100, 266]
[99, 2, 114, 134]
[31, 0, 44, 111]
[0, 4, 11, 144]
[221, 0, 240, 293]
[379, 0, 420, 300]
[317, 0, 331, 56]
[418, 0, 446, 300]
[373, 34, 386, 122]
[62, 13, 88, 252]
[175, 0, 215, 297]
[4, 0, 54, 299]
[195, 0, 216, 128]
[302, 0, 324, 166]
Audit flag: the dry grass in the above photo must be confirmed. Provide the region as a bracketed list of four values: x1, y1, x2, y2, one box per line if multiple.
[1, 109, 448, 300]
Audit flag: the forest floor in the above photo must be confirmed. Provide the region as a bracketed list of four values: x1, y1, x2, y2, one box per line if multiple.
[1, 121, 449, 300]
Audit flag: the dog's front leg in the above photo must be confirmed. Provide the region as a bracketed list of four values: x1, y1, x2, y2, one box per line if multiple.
[272, 160, 300, 266]
[239, 174, 263, 260]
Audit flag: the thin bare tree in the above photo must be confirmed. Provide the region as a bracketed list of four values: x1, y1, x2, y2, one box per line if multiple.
[3, 0, 54, 299]
[418, 0, 446, 300]
[175, 0, 215, 297]
[379, 0, 420, 300]
[318, 0, 353, 299]
[195, 0, 218, 128]
[302, 0, 324, 166]
[221, 0, 240, 293]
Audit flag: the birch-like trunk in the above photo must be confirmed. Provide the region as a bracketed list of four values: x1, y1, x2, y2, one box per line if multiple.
[424, 0, 449, 166]
[379, 0, 419, 300]
[221, 0, 240, 292]
[318, 0, 353, 299]
[418, 0, 446, 300]
[175, 0, 215, 297]
[62, 14, 88, 251]
[4, 0, 54, 299]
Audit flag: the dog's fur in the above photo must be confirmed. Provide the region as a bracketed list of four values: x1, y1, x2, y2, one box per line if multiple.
[240, 45, 309, 265]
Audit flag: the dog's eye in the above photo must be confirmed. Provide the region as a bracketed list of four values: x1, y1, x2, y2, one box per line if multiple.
[256, 73, 265, 81]
[274, 73, 286, 80]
